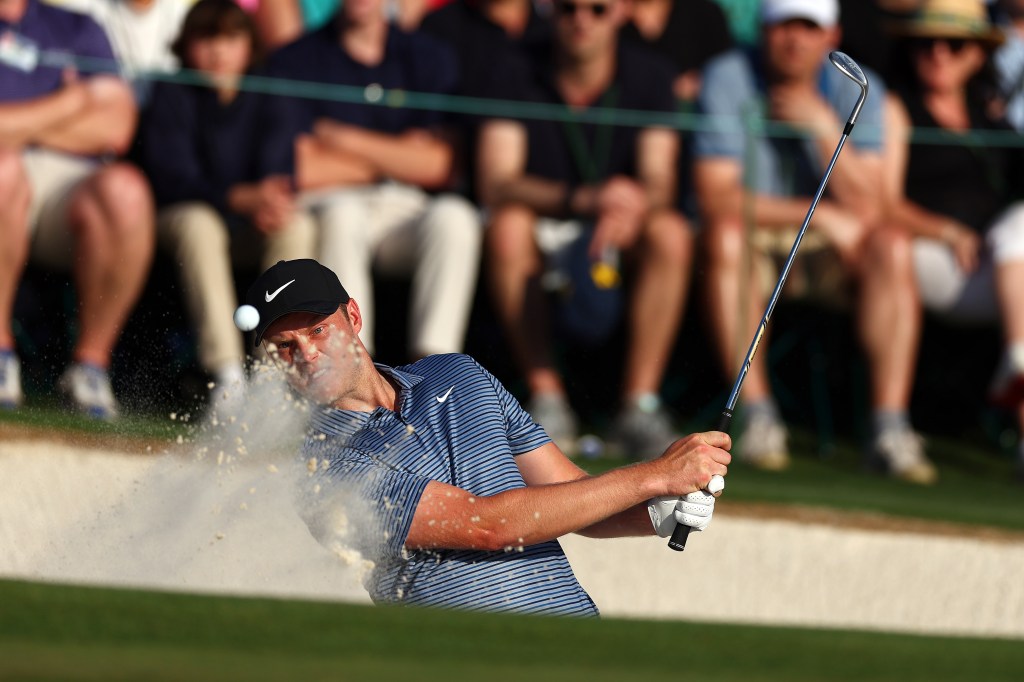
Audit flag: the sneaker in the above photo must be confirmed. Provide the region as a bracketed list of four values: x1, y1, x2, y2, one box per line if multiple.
[871, 427, 937, 485]
[207, 364, 247, 422]
[737, 413, 791, 471]
[58, 363, 119, 421]
[528, 394, 578, 454]
[0, 350, 23, 409]
[611, 395, 678, 461]
[989, 344, 1024, 408]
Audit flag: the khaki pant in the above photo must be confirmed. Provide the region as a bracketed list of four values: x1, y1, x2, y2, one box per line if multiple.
[157, 202, 316, 373]
[750, 227, 851, 309]
[23, 148, 97, 269]
[315, 183, 481, 356]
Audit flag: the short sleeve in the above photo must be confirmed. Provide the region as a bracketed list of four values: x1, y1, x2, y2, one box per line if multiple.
[693, 50, 757, 160]
[71, 13, 118, 76]
[470, 358, 551, 456]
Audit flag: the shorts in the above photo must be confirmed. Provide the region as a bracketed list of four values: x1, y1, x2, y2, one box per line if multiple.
[912, 203, 1024, 323]
[750, 225, 852, 308]
[23, 148, 97, 270]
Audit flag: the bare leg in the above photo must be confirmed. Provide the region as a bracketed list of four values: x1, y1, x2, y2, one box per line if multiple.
[622, 209, 691, 397]
[0, 150, 31, 350]
[486, 204, 563, 396]
[994, 259, 1024, 344]
[66, 163, 154, 368]
[702, 215, 771, 402]
[857, 225, 921, 411]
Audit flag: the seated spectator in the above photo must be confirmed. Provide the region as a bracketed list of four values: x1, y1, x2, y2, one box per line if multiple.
[262, 0, 481, 362]
[693, 0, 934, 482]
[420, 0, 553, 199]
[476, 0, 691, 459]
[0, 0, 154, 419]
[622, 0, 732, 104]
[992, 0, 1024, 131]
[885, 0, 1024, 475]
[621, 0, 732, 219]
[72, 0, 191, 106]
[137, 0, 316, 416]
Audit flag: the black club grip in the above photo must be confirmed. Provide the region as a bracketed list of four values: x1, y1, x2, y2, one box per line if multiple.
[667, 409, 732, 551]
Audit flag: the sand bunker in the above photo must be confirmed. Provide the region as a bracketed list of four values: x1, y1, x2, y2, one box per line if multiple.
[1, 435, 1021, 639]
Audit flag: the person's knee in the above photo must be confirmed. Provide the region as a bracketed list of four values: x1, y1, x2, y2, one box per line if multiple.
[486, 204, 537, 264]
[0, 149, 29, 211]
[863, 224, 914, 274]
[161, 203, 228, 255]
[75, 163, 154, 242]
[426, 195, 480, 248]
[644, 210, 693, 267]
[702, 215, 745, 267]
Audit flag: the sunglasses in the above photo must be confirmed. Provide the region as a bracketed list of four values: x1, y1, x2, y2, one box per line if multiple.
[556, 1, 611, 18]
[910, 37, 972, 54]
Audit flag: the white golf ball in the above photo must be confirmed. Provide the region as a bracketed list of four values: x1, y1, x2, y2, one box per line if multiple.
[233, 305, 260, 332]
[707, 474, 725, 494]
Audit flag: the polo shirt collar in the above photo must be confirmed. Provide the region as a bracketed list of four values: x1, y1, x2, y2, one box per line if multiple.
[309, 363, 425, 436]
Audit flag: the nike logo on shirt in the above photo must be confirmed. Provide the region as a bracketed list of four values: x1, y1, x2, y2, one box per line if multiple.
[436, 386, 455, 403]
[265, 279, 296, 302]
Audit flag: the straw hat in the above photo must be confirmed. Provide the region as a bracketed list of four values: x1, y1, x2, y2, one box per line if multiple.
[888, 0, 1005, 48]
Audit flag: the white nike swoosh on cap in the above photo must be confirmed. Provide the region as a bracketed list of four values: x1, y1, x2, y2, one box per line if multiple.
[265, 279, 296, 302]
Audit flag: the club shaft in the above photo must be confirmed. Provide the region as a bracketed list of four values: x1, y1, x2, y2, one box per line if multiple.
[722, 133, 850, 414]
[669, 132, 853, 553]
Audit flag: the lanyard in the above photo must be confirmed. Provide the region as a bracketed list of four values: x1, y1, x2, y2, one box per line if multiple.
[559, 85, 620, 184]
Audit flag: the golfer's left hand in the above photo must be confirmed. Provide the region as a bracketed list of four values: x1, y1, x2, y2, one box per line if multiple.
[648, 488, 718, 537]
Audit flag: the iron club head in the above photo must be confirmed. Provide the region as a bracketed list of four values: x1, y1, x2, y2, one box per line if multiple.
[828, 51, 869, 132]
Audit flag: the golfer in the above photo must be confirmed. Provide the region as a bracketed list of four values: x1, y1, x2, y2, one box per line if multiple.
[244, 259, 731, 616]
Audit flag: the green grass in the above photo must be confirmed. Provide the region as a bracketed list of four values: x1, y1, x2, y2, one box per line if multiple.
[582, 428, 1024, 532]
[1, 579, 1020, 682]
[0, 400, 189, 445]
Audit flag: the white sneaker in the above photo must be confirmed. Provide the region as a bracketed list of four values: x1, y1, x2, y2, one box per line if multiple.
[989, 344, 1024, 408]
[872, 427, 937, 485]
[58, 363, 119, 421]
[738, 413, 791, 471]
[0, 350, 23, 409]
[207, 364, 247, 421]
[528, 394, 578, 455]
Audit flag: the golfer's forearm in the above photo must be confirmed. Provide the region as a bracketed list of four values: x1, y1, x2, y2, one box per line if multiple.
[576, 503, 654, 538]
[407, 464, 659, 551]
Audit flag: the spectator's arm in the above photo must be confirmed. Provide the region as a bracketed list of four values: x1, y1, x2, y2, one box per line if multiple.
[694, 156, 842, 230]
[30, 76, 137, 156]
[294, 133, 379, 191]
[0, 82, 87, 148]
[311, 120, 453, 189]
[477, 119, 587, 216]
[636, 127, 679, 211]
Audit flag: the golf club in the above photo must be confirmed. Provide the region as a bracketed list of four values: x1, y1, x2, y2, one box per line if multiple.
[668, 51, 869, 552]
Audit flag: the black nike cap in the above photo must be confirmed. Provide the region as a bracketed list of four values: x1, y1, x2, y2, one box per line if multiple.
[244, 259, 350, 347]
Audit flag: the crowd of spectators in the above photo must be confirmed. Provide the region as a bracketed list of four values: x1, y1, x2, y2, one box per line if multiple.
[1, 0, 1023, 483]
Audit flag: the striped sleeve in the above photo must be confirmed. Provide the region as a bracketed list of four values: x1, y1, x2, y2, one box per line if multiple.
[470, 358, 551, 455]
[322, 451, 432, 560]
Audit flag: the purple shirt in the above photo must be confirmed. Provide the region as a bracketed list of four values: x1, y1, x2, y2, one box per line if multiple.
[0, 0, 117, 103]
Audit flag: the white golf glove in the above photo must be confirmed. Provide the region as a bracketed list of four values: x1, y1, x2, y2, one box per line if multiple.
[647, 476, 724, 537]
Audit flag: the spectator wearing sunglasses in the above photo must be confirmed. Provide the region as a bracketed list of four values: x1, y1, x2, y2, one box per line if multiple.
[476, 0, 692, 459]
[885, 0, 1024, 478]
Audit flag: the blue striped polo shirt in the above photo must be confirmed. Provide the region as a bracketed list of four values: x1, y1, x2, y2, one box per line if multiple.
[300, 353, 599, 617]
